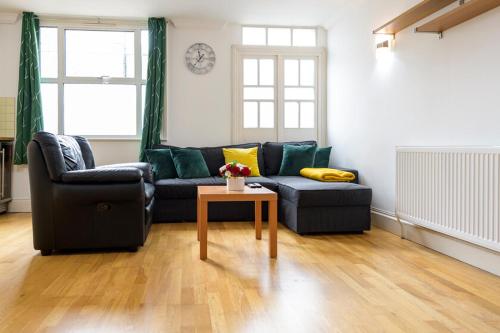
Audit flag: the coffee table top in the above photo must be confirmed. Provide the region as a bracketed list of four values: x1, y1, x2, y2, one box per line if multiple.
[197, 185, 277, 202]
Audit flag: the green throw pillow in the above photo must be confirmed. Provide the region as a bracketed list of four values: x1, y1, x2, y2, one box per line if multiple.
[313, 147, 332, 168]
[170, 147, 210, 179]
[145, 149, 178, 180]
[278, 144, 316, 176]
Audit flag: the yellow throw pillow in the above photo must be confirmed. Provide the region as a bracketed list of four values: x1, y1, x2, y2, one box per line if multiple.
[223, 147, 261, 177]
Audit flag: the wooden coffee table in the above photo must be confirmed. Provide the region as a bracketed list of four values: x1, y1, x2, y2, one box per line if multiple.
[197, 185, 278, 260]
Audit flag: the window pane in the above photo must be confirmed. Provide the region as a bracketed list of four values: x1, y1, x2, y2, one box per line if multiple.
[285, 87, 315, 100]
[293, 29, 316, 47]
[244, 59, 258, 86]
[267, 28, 291, 46]
[259, 102, 274, 128]
[242, 27, 266, 45]
[142, 84, 146, 125]
[41, 83, 58, 133]
[300, 60, 315, 86]
[284, 102, 299, 128]
[244, 87, 274, 100]
[66, 30, 135, 78]
[284, 59, 299, 86]
[259, 59, 274, 86]
[64, 84, 136, 135]
[300, 102, 315, 128]
[141, 30, 148, 80]
[243, 102, 258, 128]
[40, 27, 58, 78]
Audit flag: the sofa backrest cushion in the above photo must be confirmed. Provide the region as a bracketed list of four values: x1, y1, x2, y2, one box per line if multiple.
[58, 135, 86, 171]
[32, 132, 86, 181]
[73, 136, 95, 169]
[154, 143, 264, 177]
[262, 141, 317, 176]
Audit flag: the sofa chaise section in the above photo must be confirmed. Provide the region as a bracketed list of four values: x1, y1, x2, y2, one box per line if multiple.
[269, 176, 372, 234]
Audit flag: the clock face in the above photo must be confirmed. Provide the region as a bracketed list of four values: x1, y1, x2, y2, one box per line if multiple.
[185, 43, 216, 74]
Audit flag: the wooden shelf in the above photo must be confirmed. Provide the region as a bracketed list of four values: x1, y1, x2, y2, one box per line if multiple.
[373, 0, 456, 35]
[416, 0, 500, 33]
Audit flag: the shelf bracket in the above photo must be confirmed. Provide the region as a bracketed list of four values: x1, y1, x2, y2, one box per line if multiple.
[414, 28, 443, 39]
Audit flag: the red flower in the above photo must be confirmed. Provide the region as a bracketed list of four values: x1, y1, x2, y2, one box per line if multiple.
[241, 166, 251, 177]
[229, 165, 240, 175]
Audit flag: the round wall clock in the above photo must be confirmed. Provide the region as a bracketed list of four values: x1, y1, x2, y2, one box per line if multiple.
[185, 43, 216, 74]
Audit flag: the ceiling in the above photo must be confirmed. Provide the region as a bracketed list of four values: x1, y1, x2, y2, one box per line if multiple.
[0, 0, 350, 27]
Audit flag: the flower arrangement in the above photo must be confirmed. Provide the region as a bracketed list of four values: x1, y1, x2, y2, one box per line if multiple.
[219, 161, 251, 179]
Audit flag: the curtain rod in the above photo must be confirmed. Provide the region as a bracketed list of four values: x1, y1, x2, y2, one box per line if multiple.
[37, 14, 167, 28]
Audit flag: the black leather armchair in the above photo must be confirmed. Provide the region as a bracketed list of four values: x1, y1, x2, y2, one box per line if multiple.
[27, 132, 154, 255]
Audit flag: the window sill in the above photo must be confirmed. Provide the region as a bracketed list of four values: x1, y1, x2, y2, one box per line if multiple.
[86, 137, 168, 142]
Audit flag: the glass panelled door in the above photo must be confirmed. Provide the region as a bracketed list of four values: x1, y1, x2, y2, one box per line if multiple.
[238, 54, 319, 143]
[280, 57, 317, 142]
[240, 57, 278, 143]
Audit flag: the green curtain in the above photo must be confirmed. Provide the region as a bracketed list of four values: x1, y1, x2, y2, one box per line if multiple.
[139, 17, 166, 161]
[14, 12, 44, 165]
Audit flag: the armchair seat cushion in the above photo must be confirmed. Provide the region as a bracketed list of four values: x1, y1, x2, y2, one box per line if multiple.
[269, 176, 372, 208]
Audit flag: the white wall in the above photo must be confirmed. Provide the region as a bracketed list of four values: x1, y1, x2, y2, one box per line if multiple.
[167, 22, 240, 147]
[327, 0, 500, 214]
[0, 18, 240, 211]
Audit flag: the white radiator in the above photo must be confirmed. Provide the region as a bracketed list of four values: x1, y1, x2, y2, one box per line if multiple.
[396, 147, 500, 252]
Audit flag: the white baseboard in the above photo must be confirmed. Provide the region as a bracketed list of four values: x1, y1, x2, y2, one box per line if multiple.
[8, 199, 31, 213]
[371, 209, 500, 276]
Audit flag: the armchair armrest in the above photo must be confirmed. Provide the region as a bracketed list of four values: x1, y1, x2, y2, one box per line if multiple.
[61, 168, 143, 184]
[331, 166, 359, 184]
[98, 162, 153, 183]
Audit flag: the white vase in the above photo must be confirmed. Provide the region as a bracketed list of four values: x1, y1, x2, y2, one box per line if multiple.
[226, 177, 246, 191]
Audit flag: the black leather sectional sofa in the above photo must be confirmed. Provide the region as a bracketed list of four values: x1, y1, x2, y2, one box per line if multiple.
[153, 141, 372, 234]
[28, 133, 371, 255]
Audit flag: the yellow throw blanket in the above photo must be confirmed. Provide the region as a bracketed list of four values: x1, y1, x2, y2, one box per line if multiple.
[300, 168, 356, 182]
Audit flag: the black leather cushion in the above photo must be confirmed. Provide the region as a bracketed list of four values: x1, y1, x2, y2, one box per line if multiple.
[154, 143, 264, 177]
[61, 168, 143, 183]
[98, 162, 154, 184]
[58, 135, 86, 171]
[269, 176, 372, 207]
[154, 176, 278, 199]
[73, 136, 95, 169]
[32, 132, 67, 181]
[262, 141, 317, 176]
[144, 183, 155, 205]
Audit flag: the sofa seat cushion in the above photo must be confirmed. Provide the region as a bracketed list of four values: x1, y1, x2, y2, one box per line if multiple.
[269, 176, 371, 208]
[144, 183, 155, 205]
[154, 176, 278, 200]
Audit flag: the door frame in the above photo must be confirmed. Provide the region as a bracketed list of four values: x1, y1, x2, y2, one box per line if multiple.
[231, 45, 327, 145]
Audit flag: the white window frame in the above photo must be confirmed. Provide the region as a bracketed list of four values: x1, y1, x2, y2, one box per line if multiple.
[40, 22, 148, 140]
[232, 45, 327, 145]
[242, 25, 319, 47]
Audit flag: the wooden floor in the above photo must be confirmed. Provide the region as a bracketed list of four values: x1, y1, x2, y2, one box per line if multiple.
[0, 214, 499, 332]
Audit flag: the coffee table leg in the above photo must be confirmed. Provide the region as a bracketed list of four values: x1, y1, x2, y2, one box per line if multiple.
[200, 200, 208, 260]
[269, 199, 277, 258]
[197, 197, 201, 241]
[255, 200, 262, 240]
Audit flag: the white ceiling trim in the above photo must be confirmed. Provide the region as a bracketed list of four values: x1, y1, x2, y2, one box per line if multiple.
[0, 12, 19, 24]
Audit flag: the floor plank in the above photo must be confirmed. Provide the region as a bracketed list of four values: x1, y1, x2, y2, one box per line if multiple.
[0, 213, 499, 332]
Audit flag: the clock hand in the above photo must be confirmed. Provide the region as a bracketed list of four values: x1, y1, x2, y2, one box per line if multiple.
[194, 54, 205, 66]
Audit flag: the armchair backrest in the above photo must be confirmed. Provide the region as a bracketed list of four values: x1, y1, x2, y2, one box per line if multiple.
[30, 132, 95, 181]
